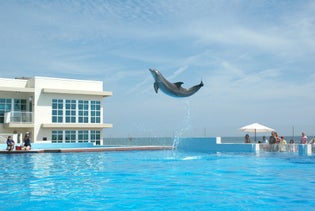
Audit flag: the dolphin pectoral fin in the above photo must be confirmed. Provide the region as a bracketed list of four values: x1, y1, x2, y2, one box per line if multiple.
[153, 82, 159, 93]
[174, 82, 184, 88]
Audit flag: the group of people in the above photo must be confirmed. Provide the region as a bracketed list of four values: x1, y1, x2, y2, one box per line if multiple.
[244, 132, 289, 151]
[268, 131, 288, 145]
[6, 134, 31, 151]
[244, 131, 312, 145]
[244, 131, 313, 152]
[244, 132, 287, 144]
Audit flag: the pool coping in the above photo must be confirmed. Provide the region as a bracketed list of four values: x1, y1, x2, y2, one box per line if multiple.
[0, 146, 173, 154]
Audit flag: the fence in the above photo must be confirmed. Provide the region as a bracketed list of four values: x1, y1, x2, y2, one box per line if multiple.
[4, 111, 33, 123]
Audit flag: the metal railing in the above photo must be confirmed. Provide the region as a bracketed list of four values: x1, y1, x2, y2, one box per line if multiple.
[257, 143, 299, 153]
[0, 135, 7, 144]
[0, 133, 13, 144]
[4, 111, 33, 123]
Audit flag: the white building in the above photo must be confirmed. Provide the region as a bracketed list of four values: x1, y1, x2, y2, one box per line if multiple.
[0, 76, 112, 145]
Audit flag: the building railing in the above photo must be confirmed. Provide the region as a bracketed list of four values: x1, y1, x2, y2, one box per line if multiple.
[257, 143, 299, 152]
[0, 134, 9, 144]
[4, 111, 33, 124]
[256, 143, 315, 154]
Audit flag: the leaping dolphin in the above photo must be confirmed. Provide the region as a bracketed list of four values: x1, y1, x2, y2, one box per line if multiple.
[149, 68, 203, 97]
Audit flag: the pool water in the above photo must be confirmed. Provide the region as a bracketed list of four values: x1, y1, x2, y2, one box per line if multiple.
[1, 151, 315, 210]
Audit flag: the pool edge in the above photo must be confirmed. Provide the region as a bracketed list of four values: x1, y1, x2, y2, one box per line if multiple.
[0, 146, 173, 154]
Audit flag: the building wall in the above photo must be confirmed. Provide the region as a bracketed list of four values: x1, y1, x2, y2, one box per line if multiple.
[33, 77, 107, 143]
[176, 137, 256, 153]
[0, 78, 33, 136]
[0, 77, 111, 145]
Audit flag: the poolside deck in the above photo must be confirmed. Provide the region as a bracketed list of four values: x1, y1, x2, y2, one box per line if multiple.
[0, 146, 173, 154]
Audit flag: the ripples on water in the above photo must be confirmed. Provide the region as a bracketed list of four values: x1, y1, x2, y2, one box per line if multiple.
[1, 151, 315, 210]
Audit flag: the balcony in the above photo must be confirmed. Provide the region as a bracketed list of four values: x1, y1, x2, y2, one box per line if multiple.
[4, 111, 34, 128]
[5, 111, 33, 123]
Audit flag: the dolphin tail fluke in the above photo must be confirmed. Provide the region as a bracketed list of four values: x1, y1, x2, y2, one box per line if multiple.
[154, 82, 159, 93]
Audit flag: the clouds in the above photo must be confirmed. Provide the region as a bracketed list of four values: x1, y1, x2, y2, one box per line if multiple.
[0, 0, 314, 137]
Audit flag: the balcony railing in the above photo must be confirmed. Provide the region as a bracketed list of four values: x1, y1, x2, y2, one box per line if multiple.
[4, 111, 33, 124]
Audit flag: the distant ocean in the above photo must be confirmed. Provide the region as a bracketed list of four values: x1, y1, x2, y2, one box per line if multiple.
[104, 136, 305, 146]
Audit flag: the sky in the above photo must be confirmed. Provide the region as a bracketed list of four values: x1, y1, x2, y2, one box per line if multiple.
[0, 0, 315, 138]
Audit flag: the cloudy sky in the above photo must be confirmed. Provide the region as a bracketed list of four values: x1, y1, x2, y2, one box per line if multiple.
[1, 0, 314, 138]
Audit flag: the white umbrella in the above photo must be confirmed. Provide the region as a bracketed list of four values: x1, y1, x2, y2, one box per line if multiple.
[240, 123, 275, 142]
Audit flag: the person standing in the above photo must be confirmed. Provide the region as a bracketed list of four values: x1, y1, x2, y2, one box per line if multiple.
[280, 136, 287, 152]
[301, 132, 308, 144]
[244, 134, 251, 143]
[269, 131, 277, 151]
[269, 131, 276, 144]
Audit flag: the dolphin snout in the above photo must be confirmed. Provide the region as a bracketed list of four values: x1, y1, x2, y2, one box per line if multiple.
[149, 68, 159, 77]
[149, 68, 157, 73]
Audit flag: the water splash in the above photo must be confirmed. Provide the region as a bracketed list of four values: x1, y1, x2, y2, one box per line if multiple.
[182, 156, 202, 160]
[172, 100, 191, 149]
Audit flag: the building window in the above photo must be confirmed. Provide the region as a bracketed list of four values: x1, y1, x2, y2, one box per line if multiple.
[65, 130, 76, 143]
[52, 130, 63, 143]
[90, 130, 100, 143]
[78, 130, 89, 142]
[78, 100, 89, 123]
[14, 99, 27, 111]
[52, 99, 63, 123]
[51, 130, 101, 143]
[65, 100, 76, 123]
[90, 101, 101, 123]
[0, 98, 12, 123]
[52, 99, 102, 124]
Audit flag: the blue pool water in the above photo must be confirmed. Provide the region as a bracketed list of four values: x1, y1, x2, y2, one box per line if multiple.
[1, 150, 315, 210]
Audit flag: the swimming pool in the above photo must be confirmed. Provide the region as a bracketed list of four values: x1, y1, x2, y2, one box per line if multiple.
[1, 150, 315, 210]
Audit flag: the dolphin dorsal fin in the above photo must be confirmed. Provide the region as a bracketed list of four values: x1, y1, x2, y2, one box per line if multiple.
[174, 82, 184, 88]
[154, 82, 159, 93]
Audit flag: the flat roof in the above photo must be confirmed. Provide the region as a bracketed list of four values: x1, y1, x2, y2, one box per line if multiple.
[0, 87, 34, 93]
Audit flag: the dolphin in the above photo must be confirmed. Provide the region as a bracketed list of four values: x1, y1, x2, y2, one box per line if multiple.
[149, 68, 204, 97]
